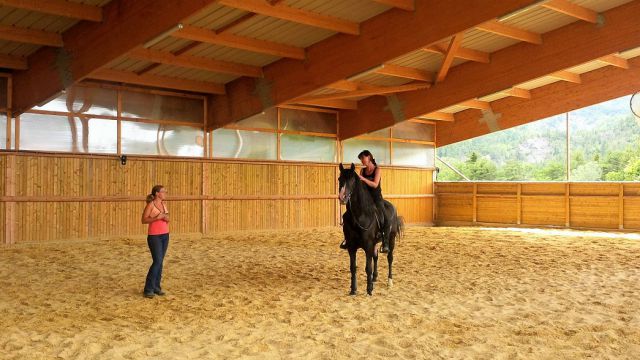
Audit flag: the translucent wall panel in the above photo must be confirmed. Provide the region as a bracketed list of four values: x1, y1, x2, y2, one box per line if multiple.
[280, 134, 336, 162]
[0, 113, 6, 150]
[20, 113, 117, 153]
[234, 107, 277, 129]
[342, 139, 390, 165]
[393, 122, 435, 142]
[392, 143, 435, 167]
[367, 127, 391, 138]
[280, 108, 337, 134]
[121, 91, 204, 123]
[32, 86, 117, 117]
[212, 129, 276, 160]
[0, 77, 7, 109]
[121, 121, 203, 157]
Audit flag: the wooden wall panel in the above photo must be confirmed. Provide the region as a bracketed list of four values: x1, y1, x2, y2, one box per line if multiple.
[570, 197, 618, 229]
[393, 198, 433, 224]
[521, 196, 565, 226]
[623, 183, 640, 196]
[15, 156, 88, 197]
[0, 203, 4, 244]
[521, 183, 565, 195]
[476, 197, 517, 224]
[15, 202, 89, 242]
[437, 195, 473, 222]
[623, 198, 640, 229]
[436, 182, 472, 194]
[570, 183, 618, 196]
[477, 183, 517, 195]
[0, 155, 5, 195]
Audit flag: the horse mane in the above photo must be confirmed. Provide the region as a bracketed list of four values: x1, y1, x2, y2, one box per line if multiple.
[349, 169, 377, 217]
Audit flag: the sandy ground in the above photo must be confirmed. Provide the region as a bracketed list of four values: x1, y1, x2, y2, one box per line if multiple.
[1, 226, 639, 359]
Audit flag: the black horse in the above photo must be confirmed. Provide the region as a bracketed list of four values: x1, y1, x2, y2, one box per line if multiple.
[338, 163, 404, 296]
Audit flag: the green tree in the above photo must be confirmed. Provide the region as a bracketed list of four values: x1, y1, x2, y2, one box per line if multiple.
[572, 161, 603, 181]
[534, 161, 566, 181]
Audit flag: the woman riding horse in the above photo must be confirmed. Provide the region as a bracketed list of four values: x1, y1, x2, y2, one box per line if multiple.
[340, 150, 390, 253]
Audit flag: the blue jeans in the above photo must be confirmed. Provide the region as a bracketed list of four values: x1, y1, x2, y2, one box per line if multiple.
[144, 233, 169, 294]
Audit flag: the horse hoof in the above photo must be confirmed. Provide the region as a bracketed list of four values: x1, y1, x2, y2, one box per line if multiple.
[388, 279, 393, 287]
[367, 291, 373, 296]
[372, 277, 378, 283]
[349, 291, 357, 296]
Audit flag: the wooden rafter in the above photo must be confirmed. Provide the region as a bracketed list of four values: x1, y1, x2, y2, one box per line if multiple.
[436, 33, 464, 82]
[0, 54, 27, 70]
[294, 82, 430, 102]
[293, 99, 357, 110]
[476, 20, 542, 44]
[128, 47, 262, 77]
[549, 70, 581, 83]
[174, 25, 305, 60]
[371, 0, 414, 11]
[459, 99, 491, 110]
[597, 54, 629, 69]
[89, 69, 226, 94]
[419, 112, 454, 122]
[218, 0, 360, 35]
[0, 24, 63, 47]
[337, 0, 640, 140]
[423, 42, 490, 63]
[0, 0, 102, 21]
[542, 0, 598, 23]
[374, 64, 433, 82]
[500, 87, 531, 99]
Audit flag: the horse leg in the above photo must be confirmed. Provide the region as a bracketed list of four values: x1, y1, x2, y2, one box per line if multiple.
[349, 248, 357, 296]
[387, 239, 394, 288]
[372, 248, 379, 283]
[366, 251, 374, 296]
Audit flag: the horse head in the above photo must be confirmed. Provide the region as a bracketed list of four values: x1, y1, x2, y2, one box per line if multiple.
[338, 163, 357, 205]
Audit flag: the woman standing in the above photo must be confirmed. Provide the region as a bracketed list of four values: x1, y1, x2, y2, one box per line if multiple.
[141, 185, 170, 298]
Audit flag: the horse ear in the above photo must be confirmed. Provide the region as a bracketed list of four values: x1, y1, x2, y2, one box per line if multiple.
[339, 163, 344, 171]
[350, 163, 355, 170]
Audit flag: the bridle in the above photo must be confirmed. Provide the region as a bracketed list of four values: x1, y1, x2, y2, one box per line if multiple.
[340, 187, 377, 232]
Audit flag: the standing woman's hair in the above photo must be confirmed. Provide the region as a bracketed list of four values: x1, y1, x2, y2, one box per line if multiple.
[146, 185, 164, 203]
[358, 150, 378, 166]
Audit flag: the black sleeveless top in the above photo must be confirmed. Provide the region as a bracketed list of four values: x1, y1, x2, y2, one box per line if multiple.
[361, 166, 383, 201]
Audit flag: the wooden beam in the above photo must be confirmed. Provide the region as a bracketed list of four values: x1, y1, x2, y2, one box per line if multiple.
[218, 0, 360, 35]
[549, 70, 581, 83]
[374, 64, 433, 82]
[0, 0, 102, 21]
[338, 0, 640, 139]
[476, 20, 542, 44]
[209, 0, 539, 128]
[598, 54, 629, 69]
[128, 47, 262, 77]
[174, 25, 305, 60]
[423, 42, 490, 63]
[0, 54, 27, 70]
[294, 82, 430, 102]
[459, 99, 491, 110]
[293, 98, 358, 110]
[372, 0, 414, 11]
[419, 112, 454, 122]
[89, 69, 226, 94]
[0, 24, 63, 47]
[500, 87, 531, 99]
[436, 33, 463, 82]
[542, 0, 599, 24]
[325, 80, 360, 92]
[12, 0, 218, 114]
[436, 55, 640, 146]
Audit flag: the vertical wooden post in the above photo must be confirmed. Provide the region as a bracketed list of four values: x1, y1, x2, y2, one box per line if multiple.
[516, 183, 522, 225]
[14, 115, 19, 151]
[202, 162, 209, 235]
[566, 113, 571, 181]
[6, 75, 12, 150]
[277, 107, 282, 161]
[116, 90, 122, 156]
[618, 183, 624, 230]
[5, 155, 16, 244]
[564, 183, 570, 228]
[472, 183, 477, 223]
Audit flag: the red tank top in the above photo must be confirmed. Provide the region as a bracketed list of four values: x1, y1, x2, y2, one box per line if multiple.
[148, 202, 169, 235]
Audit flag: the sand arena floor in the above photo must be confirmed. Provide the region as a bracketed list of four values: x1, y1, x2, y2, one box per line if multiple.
[1, 226, 639, 359]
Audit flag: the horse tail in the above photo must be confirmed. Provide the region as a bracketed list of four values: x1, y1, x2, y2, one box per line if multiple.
[395, 215, 405, 239]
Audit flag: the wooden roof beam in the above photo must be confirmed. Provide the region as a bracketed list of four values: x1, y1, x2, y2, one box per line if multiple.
[337, 0, 640, 139]
[499, 87, 531, 99]
[476, 20, 542, 44]
[174, 25, 305, 60]
[0, 0, 102, 21]
[294, 82, 430, 102]
[209, 0, 540, 129]
[597, 54, 629, 69]
[128, 47, 262, 77]
[89, 69, 225, 94]
[423, 42, 490, 63]
[436, 33, 464, 82]
[293, 99, 358, 110]
[218, 0, 360, 35]
[374, 64, 433, 82]
[419, 112, 454, 122]
[542, 0, 599, 24]
[0, 24, 63, 46]
[437, 56, 640, 146]
[11, 0, 218, 114]
[372, 0, 414, 11]
[0, 54, 27, 70]
[549, 70, 581, 83]
[459, 99, 491, 110]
